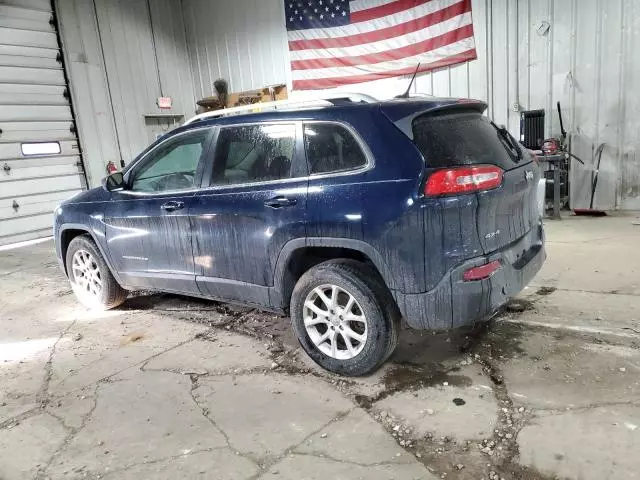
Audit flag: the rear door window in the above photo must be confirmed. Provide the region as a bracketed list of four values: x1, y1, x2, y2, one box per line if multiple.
[304, 123, 367, 175]
[412, 111, 524, 170]
[211, 124, 297, 185]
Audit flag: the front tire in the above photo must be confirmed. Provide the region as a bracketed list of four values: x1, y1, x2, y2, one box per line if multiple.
[290, 260, 399, 376]
[65, 235, 127, 310]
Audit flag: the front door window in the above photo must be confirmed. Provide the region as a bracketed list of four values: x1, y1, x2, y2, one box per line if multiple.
[131, 130, 209, 193]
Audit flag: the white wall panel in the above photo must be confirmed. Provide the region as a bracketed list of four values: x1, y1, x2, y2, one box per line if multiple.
[182, 0, 291, 97]
[0, 26, 57, 49]
[0, 0, 85, 246]
[187, 0, 639, 210]
[56, 0, 122, 187]
[57, 0, 196, 185]
[94, 0, 196, 161]
[619, 0, 640, 209]
[53, 0, 639, 211]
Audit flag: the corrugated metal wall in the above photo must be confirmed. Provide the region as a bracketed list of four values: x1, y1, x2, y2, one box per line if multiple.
[94, 0, 196, 162]
[182, 0, 291, 99]
[57, 0, 196, 181]
[56, 0, 120, 188]
[182, 0, 640, 211]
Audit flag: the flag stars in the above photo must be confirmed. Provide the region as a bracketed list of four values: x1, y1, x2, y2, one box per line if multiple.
[320, 13, 324, 18]
[331, 12, 335, 17]
[342, 10, 346, 15]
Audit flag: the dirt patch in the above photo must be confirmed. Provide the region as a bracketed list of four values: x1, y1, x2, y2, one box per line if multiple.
[502, 298, 536, 313]
[398, 321, 558, 480]
[536, 286, 557, 296]
[120, 330, 146, 345]
[135, 285, 550, 479]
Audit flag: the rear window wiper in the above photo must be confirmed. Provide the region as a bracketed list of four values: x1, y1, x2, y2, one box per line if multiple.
[491, 121, 522, 161]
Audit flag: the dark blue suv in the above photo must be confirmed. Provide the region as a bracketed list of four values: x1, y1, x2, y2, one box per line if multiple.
[54, 97, 545, 376]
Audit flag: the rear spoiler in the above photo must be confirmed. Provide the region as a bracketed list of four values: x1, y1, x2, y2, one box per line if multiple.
[381, 99, 488, 140]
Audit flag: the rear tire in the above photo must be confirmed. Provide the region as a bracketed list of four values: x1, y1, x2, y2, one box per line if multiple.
[290, 259, 400, 376]
[65, 235, 128, 310]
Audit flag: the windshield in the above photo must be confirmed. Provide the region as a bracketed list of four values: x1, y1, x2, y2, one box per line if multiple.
[412, 110, 526, 170]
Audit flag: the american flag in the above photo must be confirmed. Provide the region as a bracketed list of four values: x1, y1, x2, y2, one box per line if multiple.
[284, 0, 477, 90]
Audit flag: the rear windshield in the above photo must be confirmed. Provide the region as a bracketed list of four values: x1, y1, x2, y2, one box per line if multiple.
[412, 111, 524, 170]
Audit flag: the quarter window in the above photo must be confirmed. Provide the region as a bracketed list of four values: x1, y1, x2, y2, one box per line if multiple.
[131, 130, 209, 192]
[211, 124, 297, 185]
[304, 123, 367, 175]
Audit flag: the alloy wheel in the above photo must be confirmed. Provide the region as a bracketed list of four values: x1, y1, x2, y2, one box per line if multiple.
[303, 284, 367, 360]
[71, 249, 102, 300]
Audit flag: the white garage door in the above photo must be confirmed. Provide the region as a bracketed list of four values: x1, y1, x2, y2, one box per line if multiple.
[0, 0, 85, 246]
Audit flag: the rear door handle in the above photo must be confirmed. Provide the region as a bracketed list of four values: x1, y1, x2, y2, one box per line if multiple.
[160, 201, 184, 212]
[264, 197, 297, 209]
[264, 197, 297, 208]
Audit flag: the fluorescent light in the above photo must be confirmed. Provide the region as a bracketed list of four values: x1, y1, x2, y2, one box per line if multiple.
[21, 142, 61, 156]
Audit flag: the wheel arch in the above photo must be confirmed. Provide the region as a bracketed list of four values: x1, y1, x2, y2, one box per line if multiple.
[271, 238, 394, 310]
[58, 224, 122, 283]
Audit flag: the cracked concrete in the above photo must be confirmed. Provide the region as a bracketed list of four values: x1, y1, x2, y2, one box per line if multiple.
[1, 216, 640, 479]
[0, 413, 67, 480]
[518, 405, 640, 479]
[192, 373, 354, 459]
[46, 371, 230, 478]
[375, 363, 497, 442]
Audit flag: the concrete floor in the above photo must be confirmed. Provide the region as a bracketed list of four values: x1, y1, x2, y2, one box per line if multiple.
[1, 215, 639, 480]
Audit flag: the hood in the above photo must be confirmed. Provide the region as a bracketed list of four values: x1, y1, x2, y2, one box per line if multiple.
[61, 186, 111, 205]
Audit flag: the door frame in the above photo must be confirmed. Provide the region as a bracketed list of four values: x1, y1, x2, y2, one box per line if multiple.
[121, 125, 217, 193]
[103, 125, 216, 293]
[191, 120, 309, 308]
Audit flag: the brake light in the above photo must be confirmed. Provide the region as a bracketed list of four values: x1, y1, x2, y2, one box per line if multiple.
[424, 165, 503, 197]
[463, 260, 501, 281]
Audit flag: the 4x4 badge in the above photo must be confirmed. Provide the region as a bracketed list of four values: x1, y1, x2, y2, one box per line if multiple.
[525, 170, 534, 181]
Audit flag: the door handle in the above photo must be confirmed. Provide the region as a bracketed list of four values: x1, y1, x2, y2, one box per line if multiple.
[160, 201, 184, 212]
[264, 197, 297, 208]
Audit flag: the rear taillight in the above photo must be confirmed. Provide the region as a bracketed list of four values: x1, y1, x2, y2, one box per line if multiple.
[463, 260, 501, 281]
[424, 165, 503, 197]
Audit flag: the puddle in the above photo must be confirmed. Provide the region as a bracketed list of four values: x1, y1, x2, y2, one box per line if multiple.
[382, 363, 472, 392]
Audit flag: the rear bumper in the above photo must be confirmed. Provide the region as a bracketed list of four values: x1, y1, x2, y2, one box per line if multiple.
[394, 221, 545, 330]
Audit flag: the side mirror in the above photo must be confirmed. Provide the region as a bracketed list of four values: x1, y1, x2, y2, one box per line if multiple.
[103, 172, 125, 192]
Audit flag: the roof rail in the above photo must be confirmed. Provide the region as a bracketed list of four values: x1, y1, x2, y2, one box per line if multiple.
[183, 93, 377, 125]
